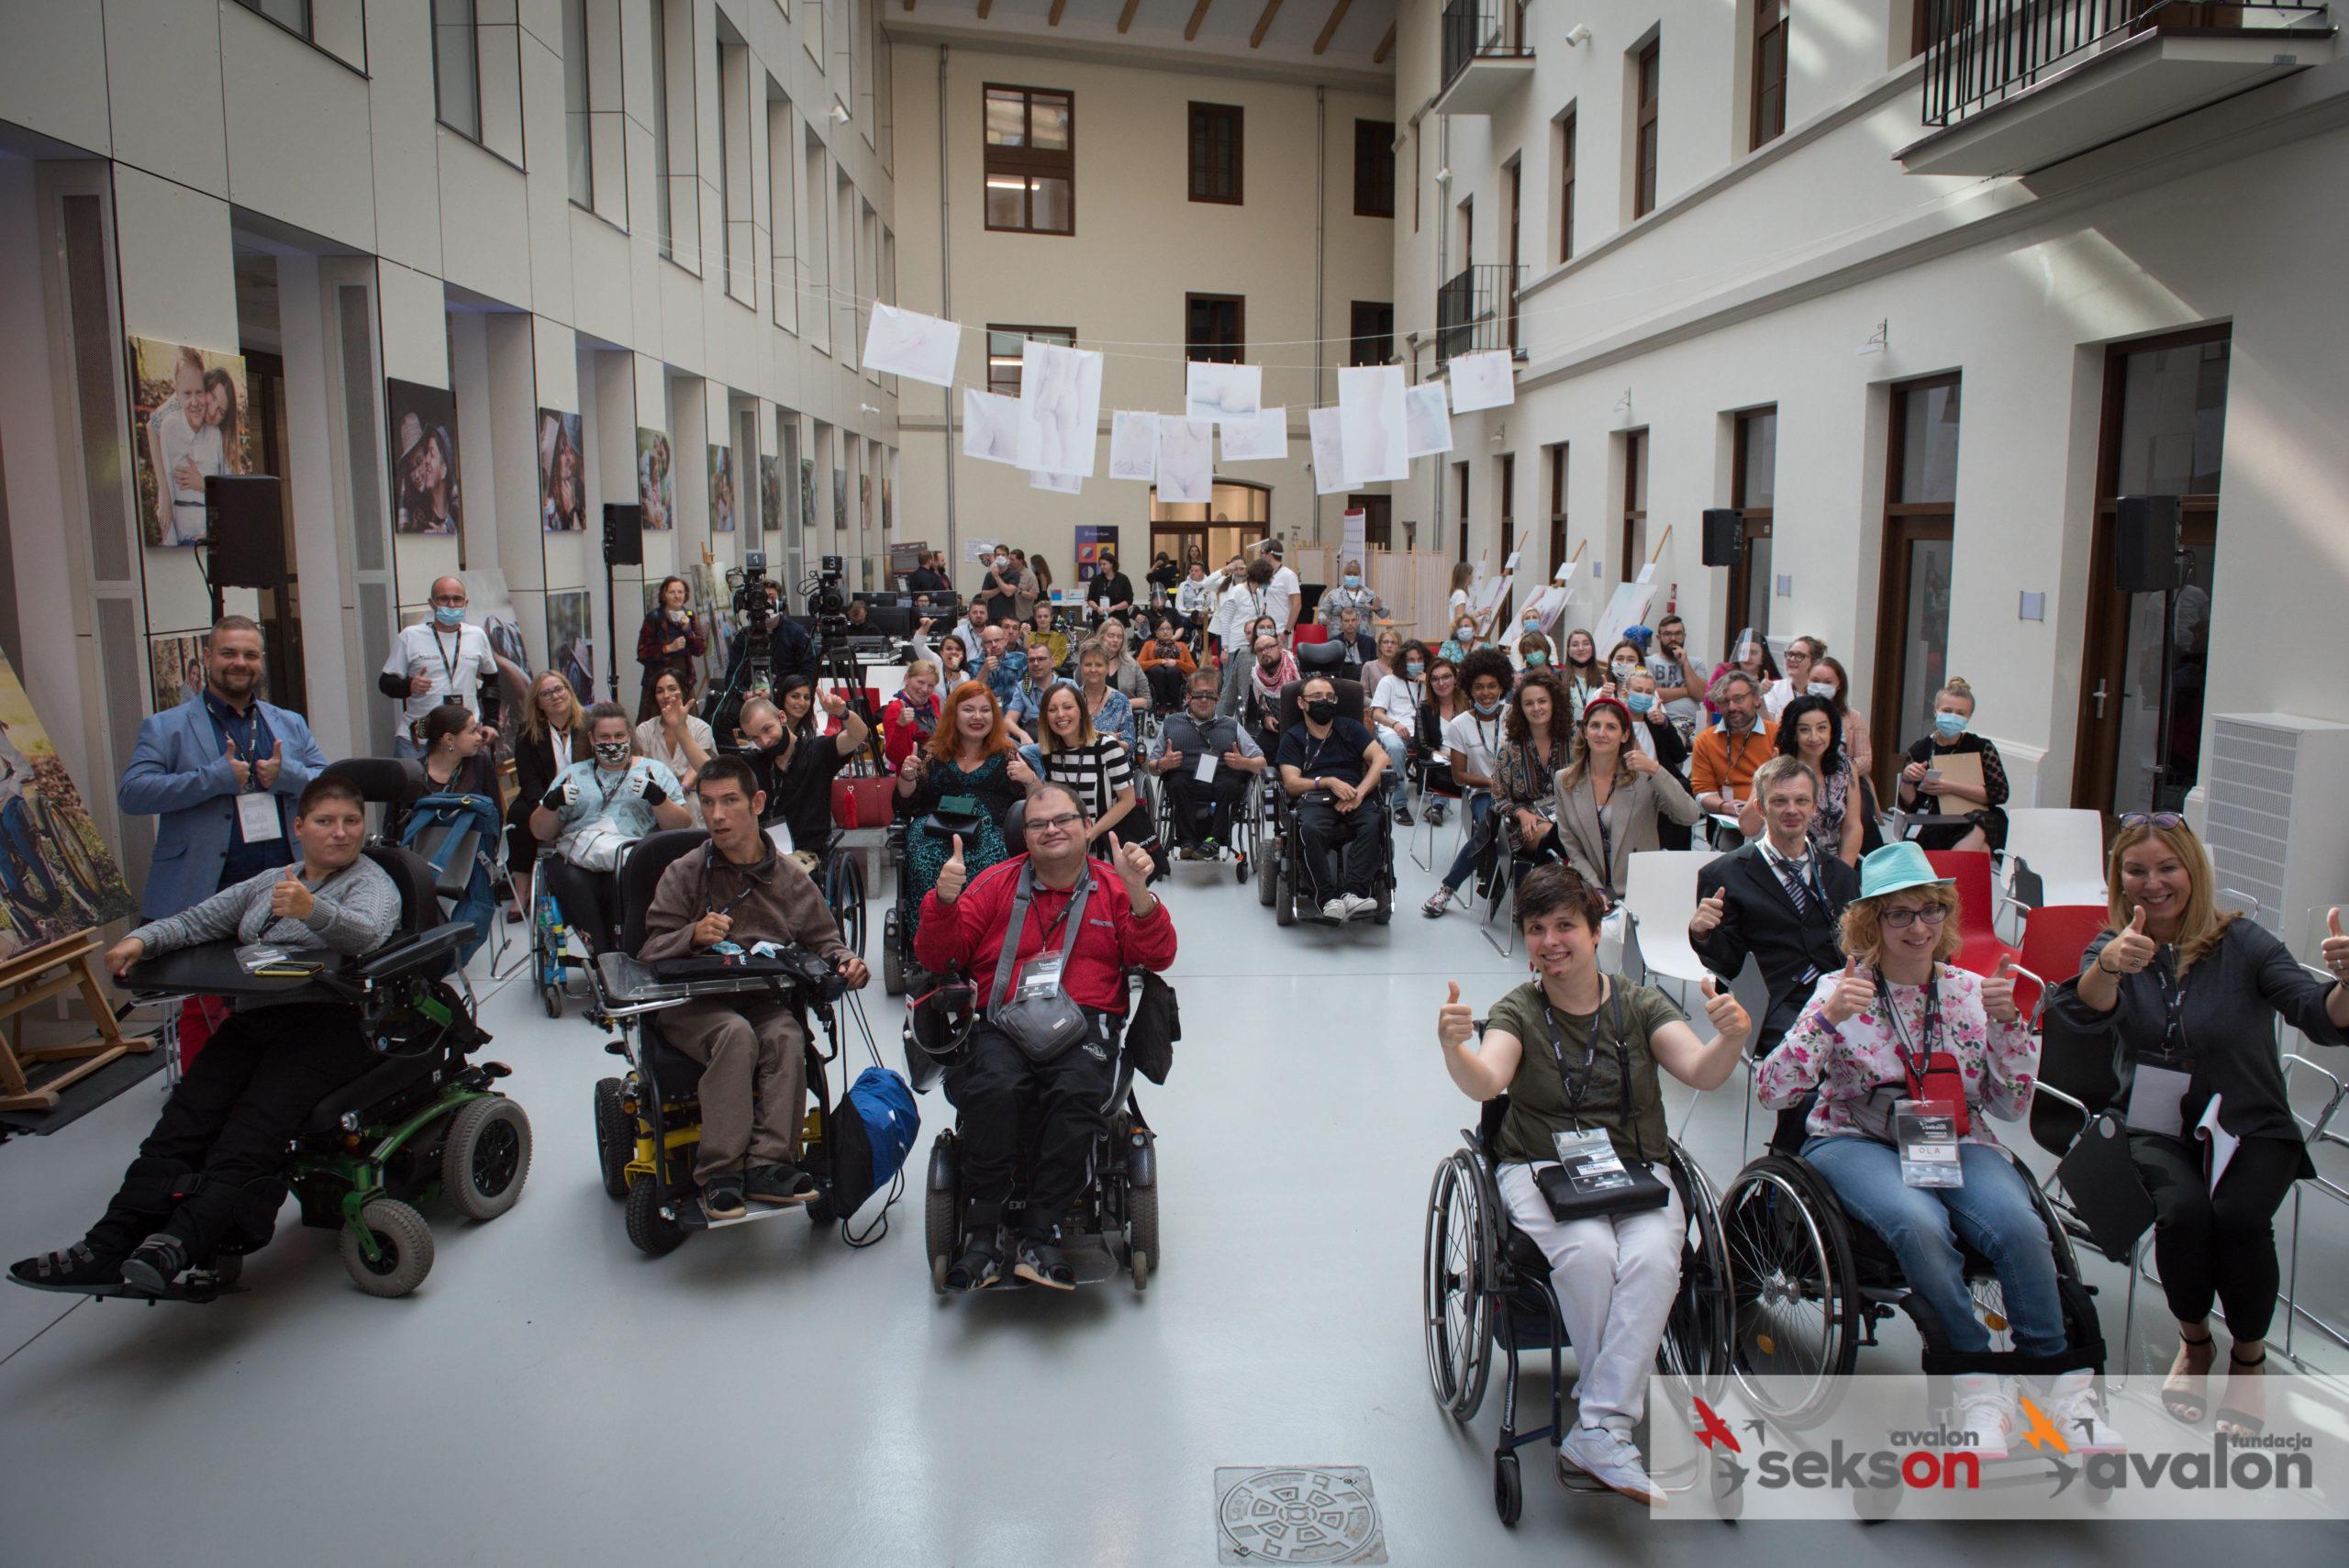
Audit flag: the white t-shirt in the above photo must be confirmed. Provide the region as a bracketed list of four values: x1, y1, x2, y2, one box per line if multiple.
[1209, 582, 1260, 646]
[1267, 565, 1302, 632]
[150, 395, 227, 544]
[1370, 674, 1423, 740]
[1763, 677, 1798, 721]
[384, 622, 499, 731]
[1443, 706, 1509, 786]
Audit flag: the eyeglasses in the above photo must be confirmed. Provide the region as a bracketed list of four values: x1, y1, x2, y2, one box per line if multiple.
[1879, 906, 1950, 929]
[1027, 812, 1083, 834]
[2119, 812, 2186, 830]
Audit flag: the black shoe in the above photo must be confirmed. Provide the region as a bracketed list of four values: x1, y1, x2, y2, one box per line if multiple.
[945, 1231, 1005, 1292]
[1425, 799, 1450, 826]
[1394, 800, 1416, 826]
[1014, 1231, 1077, 1291]
[9, 1242, 123, 1294]
[699, 1177, 748, 1222]
[744, 1164, 818, 1207]
[119, 1233, 190, 1296]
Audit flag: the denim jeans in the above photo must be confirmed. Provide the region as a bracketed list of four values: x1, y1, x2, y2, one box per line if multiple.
[1440, 792, 1497, 895]
[1801, 1134, 2066, 1356]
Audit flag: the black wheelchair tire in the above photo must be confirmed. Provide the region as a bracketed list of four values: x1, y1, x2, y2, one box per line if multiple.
[624, 1174, 688, 1256]
[883, 908, 906, 996]
[1494, 1451, 1522, 1528]
[1127, 1184, 1159, 1291]
[1722, 1158, 1862, 1429]
[440, 1097, 533, 1222]
[1423, 1151, 1495, 1423]
[1256, 840, 1276, 905]
[541, 980, 564, 1019]
[594, 1078, 632, 1200]
[339, 1199, 435, 1298]
[924, 1134, 959, 1294]
[1274, 860, 1295, 926]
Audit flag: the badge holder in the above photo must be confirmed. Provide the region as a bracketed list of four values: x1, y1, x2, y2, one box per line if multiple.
[1896, 1100, 1965, 1188]
[2125, 1060, 2192, 1139]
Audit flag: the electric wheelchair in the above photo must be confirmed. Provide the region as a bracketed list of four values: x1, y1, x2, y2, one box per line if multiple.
[880, 795, 1014, 997]
[587, 828, 853, 1256]
[908, 801, 1163, 1295]
[1422, 1093, 1732, 1525]
[1259, 666, 1397, 926]
[114, 844, 530, 1299]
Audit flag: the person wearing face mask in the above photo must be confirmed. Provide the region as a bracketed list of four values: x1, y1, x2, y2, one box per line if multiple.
[739, 689, 869, 861]
[1275, 674, 1389, 921]
[1763, 635, 1830, 722]
[1897, 677, 2008, 853]
[380, 576, 504, 759]
[1319, 557, 1385, 627]
[1516, 633, 1554, 677]
[1439, 617, 1482, 665]
[1370, 639, 1434, 825]
[1619, 669, 1694, 850]
[1515, 609, 1557, 669]
[529, 702, 693, 950]
[1150, 672, 1265, 858]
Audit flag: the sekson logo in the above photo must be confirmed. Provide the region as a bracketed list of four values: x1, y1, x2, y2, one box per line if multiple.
[1756, 1441, 1982, 1491]
[2083, 1433, 2314, 1492]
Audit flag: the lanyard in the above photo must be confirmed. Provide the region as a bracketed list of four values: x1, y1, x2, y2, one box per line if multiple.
[591, 764, 629, 814]
[2154, 951, 2193, 1061]
[430, 626, 462, 684]
[1724, 727, 1761, 786]
[1877, 972, 1943, 1090]
[1473, 713, 1501, 759]
[213, 702, 261, 764]
[1542, 984, 1638, 1154]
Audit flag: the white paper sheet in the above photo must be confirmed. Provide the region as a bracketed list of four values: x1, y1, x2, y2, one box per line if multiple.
[1340, 506, 1367, 571]
[1015, 339, 1104, 477]
[1219, 406, 1288, 463]
[1553, 560, 1578, 584]
[1635, 561, 1656, 585]
[1185, 361, 1263, 424]
[1596, 581, 1660, 654]
[1448, 349, 1516, 414]
[1029, 470, 1083, 495]
[1308, 408, 1350, 495]
[1154, 417, 1214, 504]
[1402, 384, 1453, 458]
[860, 304, 963, 387]
[2194, 1095, 2238, 1194]
[1338, 364, 1408, 484]
[1108, 411, 1159, 481]
[962, 389, 1021, 466]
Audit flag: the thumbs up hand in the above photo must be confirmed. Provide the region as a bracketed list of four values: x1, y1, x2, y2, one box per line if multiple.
[2103, 906, 2159, 976]
[1689, 886, 1729, 940]
[935, 833, 969, 905]
[1822, 960, 1876, 1027]
[1982, 953, 2022, 1024]
[268, 864, 315, 922]
[2321, 906, 2348, 980]
[1437, 981, 1475, 1051]
[255, 740, 284, 790]
[1702, 973, 1751, 1047]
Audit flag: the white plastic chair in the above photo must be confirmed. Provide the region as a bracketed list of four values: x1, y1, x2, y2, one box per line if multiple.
[1622, 850, 1720, 1008]
[2002, 807, 2108, 910]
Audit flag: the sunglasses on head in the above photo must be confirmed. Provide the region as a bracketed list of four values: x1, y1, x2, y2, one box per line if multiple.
[2119, 812, 2186, 830]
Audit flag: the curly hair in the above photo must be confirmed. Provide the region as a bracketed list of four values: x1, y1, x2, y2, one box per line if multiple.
[1503, 668, 1572, 749]
[1458, 646, 1516, 700]
[1840, 882, 1964, 969]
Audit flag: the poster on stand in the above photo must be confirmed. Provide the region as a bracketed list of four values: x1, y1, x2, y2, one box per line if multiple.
[0, 647, 137, 959]
[128, 337, 254, 549]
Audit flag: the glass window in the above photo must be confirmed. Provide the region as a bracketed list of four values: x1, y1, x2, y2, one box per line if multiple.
[562, 0, 593, 206]
[1189, 104, 1243, 205]
[986, 326, 1075, 398]
[1740, 408, 1776, 507]
[984, 84, 1074, 234]
[237, 0, 312, 33]
[2117, 339, 2229, 496]
[433, 0, 482, 141]
[1353, 119, 1395, 217]
[1898, 382, 1963, 503]
[650, 0, 672, 255]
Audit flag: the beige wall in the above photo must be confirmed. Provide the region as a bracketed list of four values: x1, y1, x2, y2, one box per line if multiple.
[889, 40, 1395, 587]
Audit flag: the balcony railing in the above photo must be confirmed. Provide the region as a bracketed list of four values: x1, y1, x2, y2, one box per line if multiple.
[1436, 263, 1521, 365]
[1442, 0, 1531, 86]
[1920, 0, 2328, 127]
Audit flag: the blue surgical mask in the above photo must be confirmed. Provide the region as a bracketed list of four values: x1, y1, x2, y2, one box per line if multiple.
[1342, 573, 1362, 588]
[1934, 711, 1968, 739]
[1404, 662, 1424, 678]
[1474, 698, 1502, 717]
[1626, 692, 1656, 716]
[433, 605, 464, 628]
[1525, 651, 1549, 667]
[1808, 682, 1836, 699]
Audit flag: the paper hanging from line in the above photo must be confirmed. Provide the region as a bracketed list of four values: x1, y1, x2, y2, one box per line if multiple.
[1108, 411, 1158, 481]
[1016, 339, 1104, 477]
[1219, 407, 1289, 463]
[860, 304, 963, 388]
[962, 389, 1021, 466]
[1186, 361, 1262, 424]
[1337, 364, 1408, 484]
[1307, 408, 1351, 495]
[1402, 384, 1453, 458]
[1154, 417, 1215, 503]
[1029, 470, 1083, 495]
[1448, 349, 1516, 414]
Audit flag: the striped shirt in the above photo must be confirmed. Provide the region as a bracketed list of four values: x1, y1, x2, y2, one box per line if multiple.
[1041, 736, 1135, 822]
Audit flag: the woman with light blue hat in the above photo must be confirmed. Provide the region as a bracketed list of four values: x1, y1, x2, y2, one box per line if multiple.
[1758, 841, 2118, 1457]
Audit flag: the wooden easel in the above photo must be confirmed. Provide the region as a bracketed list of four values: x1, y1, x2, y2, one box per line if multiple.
[0, 929, 151, 1112]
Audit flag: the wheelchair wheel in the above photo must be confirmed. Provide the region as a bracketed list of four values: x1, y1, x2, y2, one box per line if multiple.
[440, 1097, 533, 1221]
[624, 1174, 688, 1256]
[339, 1198, 435, 1298]
[825, 851, 867, 960]
[1722, 1159, 1861, 1428]
[593, 1078, 631, 1200]
[1127, 1184, 1158, 1291]
[1423, 1151, 1495, 1422]
[924, 1133, 959, 1295]
[883, 908, 906, 996]
[1256, 829, 1277, 906]
[1273, 858, 1295, 926]
[1660, 1150, 1734, 1396]
[1494, 1451, 1523, 1528]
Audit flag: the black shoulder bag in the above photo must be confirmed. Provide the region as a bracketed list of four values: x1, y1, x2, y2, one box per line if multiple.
[1533, 984, 1673, 1222]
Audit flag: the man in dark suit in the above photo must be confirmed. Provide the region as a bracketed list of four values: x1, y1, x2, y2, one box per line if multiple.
[1688, 754, 1859, 1059]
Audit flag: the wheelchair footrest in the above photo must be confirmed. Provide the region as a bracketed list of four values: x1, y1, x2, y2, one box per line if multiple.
[19, 1272, 247, 1305]
[992, 1234, 1121, 1288]
[672, 1201, 810, 1232]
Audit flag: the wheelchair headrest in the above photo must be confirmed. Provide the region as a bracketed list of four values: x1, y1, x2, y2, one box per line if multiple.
[1275, 676, 1365, 731]
[1296, 638, 1347, 673]
[362, 845, 445, 936]
[324, 757, 423, 805]
[614, 828, 711, 953]
[1004, 798, 1027, 851]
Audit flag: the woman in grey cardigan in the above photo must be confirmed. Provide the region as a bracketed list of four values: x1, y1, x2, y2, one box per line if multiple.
[1553, 695, 1704, 906]
[10, 774, 401, 1298]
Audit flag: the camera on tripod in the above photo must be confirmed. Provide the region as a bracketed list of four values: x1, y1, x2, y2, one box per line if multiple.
[729, 549, 775, 628]
[804, 553, 849, 628]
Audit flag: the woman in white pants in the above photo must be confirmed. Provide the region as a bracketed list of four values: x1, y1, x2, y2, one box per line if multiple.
[1436, 863, 1749, 1505]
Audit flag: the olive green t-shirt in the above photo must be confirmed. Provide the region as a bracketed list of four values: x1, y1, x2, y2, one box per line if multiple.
[1486, 979, 1685, 1168]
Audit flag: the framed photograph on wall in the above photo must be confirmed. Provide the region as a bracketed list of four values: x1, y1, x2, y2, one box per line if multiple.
[545, 589, 596, 703]
[128, 337, 253, 549]
[387, 380, 462, 536]
[637, 428, 674, 530]
[538, 409, 585, 532]
[0, 649, 138, 958]
[759, 457, 782, 537]
[708, 444, 735, 533]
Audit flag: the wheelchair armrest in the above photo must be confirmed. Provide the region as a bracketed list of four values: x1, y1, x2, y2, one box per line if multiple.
[352, 922, 472, 985]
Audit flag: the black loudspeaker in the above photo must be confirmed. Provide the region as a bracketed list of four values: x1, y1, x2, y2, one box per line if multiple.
[2112, 495, 2180, 594]
[602, 502, 644, 566]
[1701, 507, 1744, 567]
[203, 475, 286, 589]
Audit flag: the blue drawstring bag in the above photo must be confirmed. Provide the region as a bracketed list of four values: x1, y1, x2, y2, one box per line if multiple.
[395, 793, 503, 963]
[829, 1064, 918, 1226]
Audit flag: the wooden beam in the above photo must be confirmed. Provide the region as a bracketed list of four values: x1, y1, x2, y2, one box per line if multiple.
[1374, 21, 1396, 63]
[1048, 0, 1069, 23]
[1313, 0, 1353, 55]
[976, 0, 993, 18]
[1250, 0, 1285, 49]
[1185, 1, 1214, 44]
[1119, 0, 1143, 33]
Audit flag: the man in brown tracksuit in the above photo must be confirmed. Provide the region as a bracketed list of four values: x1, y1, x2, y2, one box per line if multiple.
[640, 755, 870, 1223]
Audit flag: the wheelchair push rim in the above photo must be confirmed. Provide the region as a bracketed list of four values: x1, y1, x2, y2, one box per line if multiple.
[1722, 1162, 1860, 1427]
[1422, 1151, 1494, 1422]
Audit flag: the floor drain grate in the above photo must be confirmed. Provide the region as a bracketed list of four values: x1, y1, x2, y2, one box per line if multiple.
[1214, 1466, 1386, 1564]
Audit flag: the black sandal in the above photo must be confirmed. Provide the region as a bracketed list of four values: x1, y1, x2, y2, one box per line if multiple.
[2216, 1349, 2266, 1438]
[7, 1243, 123, 1294]
[1013, 1234, 1076, 1292]
[2162, 1328, 2214, 1423]
[945, 1233, 1004, 1293]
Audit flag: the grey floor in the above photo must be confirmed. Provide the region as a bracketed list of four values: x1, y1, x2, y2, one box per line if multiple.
[2, 816, 2343, 1565]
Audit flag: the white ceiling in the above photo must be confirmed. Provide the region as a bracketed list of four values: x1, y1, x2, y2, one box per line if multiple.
[885, 0, 1398, 88]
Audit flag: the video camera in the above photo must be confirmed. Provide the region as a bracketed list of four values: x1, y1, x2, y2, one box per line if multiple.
[803, 553, 850, 638]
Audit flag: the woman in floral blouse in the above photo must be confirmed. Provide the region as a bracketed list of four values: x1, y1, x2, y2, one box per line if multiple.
[1759, 842, 2115, 1454]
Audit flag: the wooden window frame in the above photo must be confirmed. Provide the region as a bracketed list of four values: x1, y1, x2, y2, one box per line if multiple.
[1633, 39, 1661, 219]
[1354, 119, 1396, 217]
[1871, 373, 1963, 802]
[1497, 452, 1518, 622]
[1726, 406, 1778, 660]
[1506, 160, 1522, 353]
[1752, 0, 1788, 150]
[1558, 109, 1576, 261]
[1620, 428, 1648, 581]
[1545, 441, 1568, 572]
[1186, 294, 1246, 364]
[983, 83, 1076, 237]
[1188, 102, 1243, 206]
[985, 323, 1075, 398]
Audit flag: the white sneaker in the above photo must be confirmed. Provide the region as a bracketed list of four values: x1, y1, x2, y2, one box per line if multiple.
[1342, 894, 1378, 920]
[1320, 897, 1349, 920]
[1559, 1423, 1665, 1507]
[2041, 1371, 2126, 1454]
[1951, 1373, 2014, 1462]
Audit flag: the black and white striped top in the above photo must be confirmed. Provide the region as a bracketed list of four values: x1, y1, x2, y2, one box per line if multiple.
[1041, 736, 1135, 823]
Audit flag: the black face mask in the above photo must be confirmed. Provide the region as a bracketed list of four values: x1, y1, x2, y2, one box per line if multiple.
[1305, 698, 1339, 724]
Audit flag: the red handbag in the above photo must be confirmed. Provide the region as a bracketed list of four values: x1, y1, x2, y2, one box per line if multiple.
[831, 774, 896, 829]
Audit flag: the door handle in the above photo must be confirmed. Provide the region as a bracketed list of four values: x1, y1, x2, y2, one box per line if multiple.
[2090, 681, 2109, 719]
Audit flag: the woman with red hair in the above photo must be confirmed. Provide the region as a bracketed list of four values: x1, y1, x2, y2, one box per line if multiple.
[894, 682, 1036, 940]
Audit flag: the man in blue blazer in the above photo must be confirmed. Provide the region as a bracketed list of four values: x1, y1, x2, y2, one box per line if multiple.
[118, 617, 329, 920]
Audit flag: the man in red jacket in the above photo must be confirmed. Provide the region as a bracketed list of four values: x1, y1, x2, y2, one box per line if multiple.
[915, 781, 1177, 1291]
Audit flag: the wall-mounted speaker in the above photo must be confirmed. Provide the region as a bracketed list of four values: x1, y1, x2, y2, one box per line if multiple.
[602, 503, 644, 567]
[204, 475, 285, 589]
[2113, 495, 2181, 594]
[1701, 507, 1744, 568]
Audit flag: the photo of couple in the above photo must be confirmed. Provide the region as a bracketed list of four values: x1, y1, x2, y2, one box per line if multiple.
[388, 380, 462, 537]
[128, 338, 252, 550]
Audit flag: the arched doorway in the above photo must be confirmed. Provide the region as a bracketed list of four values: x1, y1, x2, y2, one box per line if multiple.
[1151, 478, 1269, 572]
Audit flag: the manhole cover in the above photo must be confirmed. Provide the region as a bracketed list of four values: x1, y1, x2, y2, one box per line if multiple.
[1214, 1466, 1386, 1564]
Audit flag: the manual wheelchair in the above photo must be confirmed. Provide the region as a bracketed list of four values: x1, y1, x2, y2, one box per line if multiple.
[1422, 1094, 1732, 1525]
[1151, 738, 1261, 884]
[117, 845, 531, 1299]
[587, 828, 857, 1255]
[1258, 673, 1397, 926]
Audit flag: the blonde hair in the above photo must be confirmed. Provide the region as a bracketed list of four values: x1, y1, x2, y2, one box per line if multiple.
[1839, 882, 1964, 970]
[1936, 676, 1976, 709]
[2107, 818, 2236, 975]
[904, 659, 940, 686]
[523, 669, 576, 745]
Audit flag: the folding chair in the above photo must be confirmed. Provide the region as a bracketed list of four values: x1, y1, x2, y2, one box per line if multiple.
[1620, 850, 1719, 1011]
[1923, 849, 2021, 977]
[2001, 807, 2109, 914]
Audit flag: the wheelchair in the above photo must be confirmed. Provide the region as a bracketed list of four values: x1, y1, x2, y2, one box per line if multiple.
[586, 829, 853, 1256]
[1719, 1101, 2104, 1429]
[1152, 750, 1259, 883]
[1423, 1094, 1732, 1525]
[879, 798, 1005, 997]
[116, 845, 531, 1299]
[1259, 671, 1397, 926]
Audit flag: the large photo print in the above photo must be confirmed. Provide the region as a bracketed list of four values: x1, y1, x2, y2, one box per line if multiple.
[0, 650, 136, 958]
[387, 380, 462, 536]
[128, 338, 252, 549]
